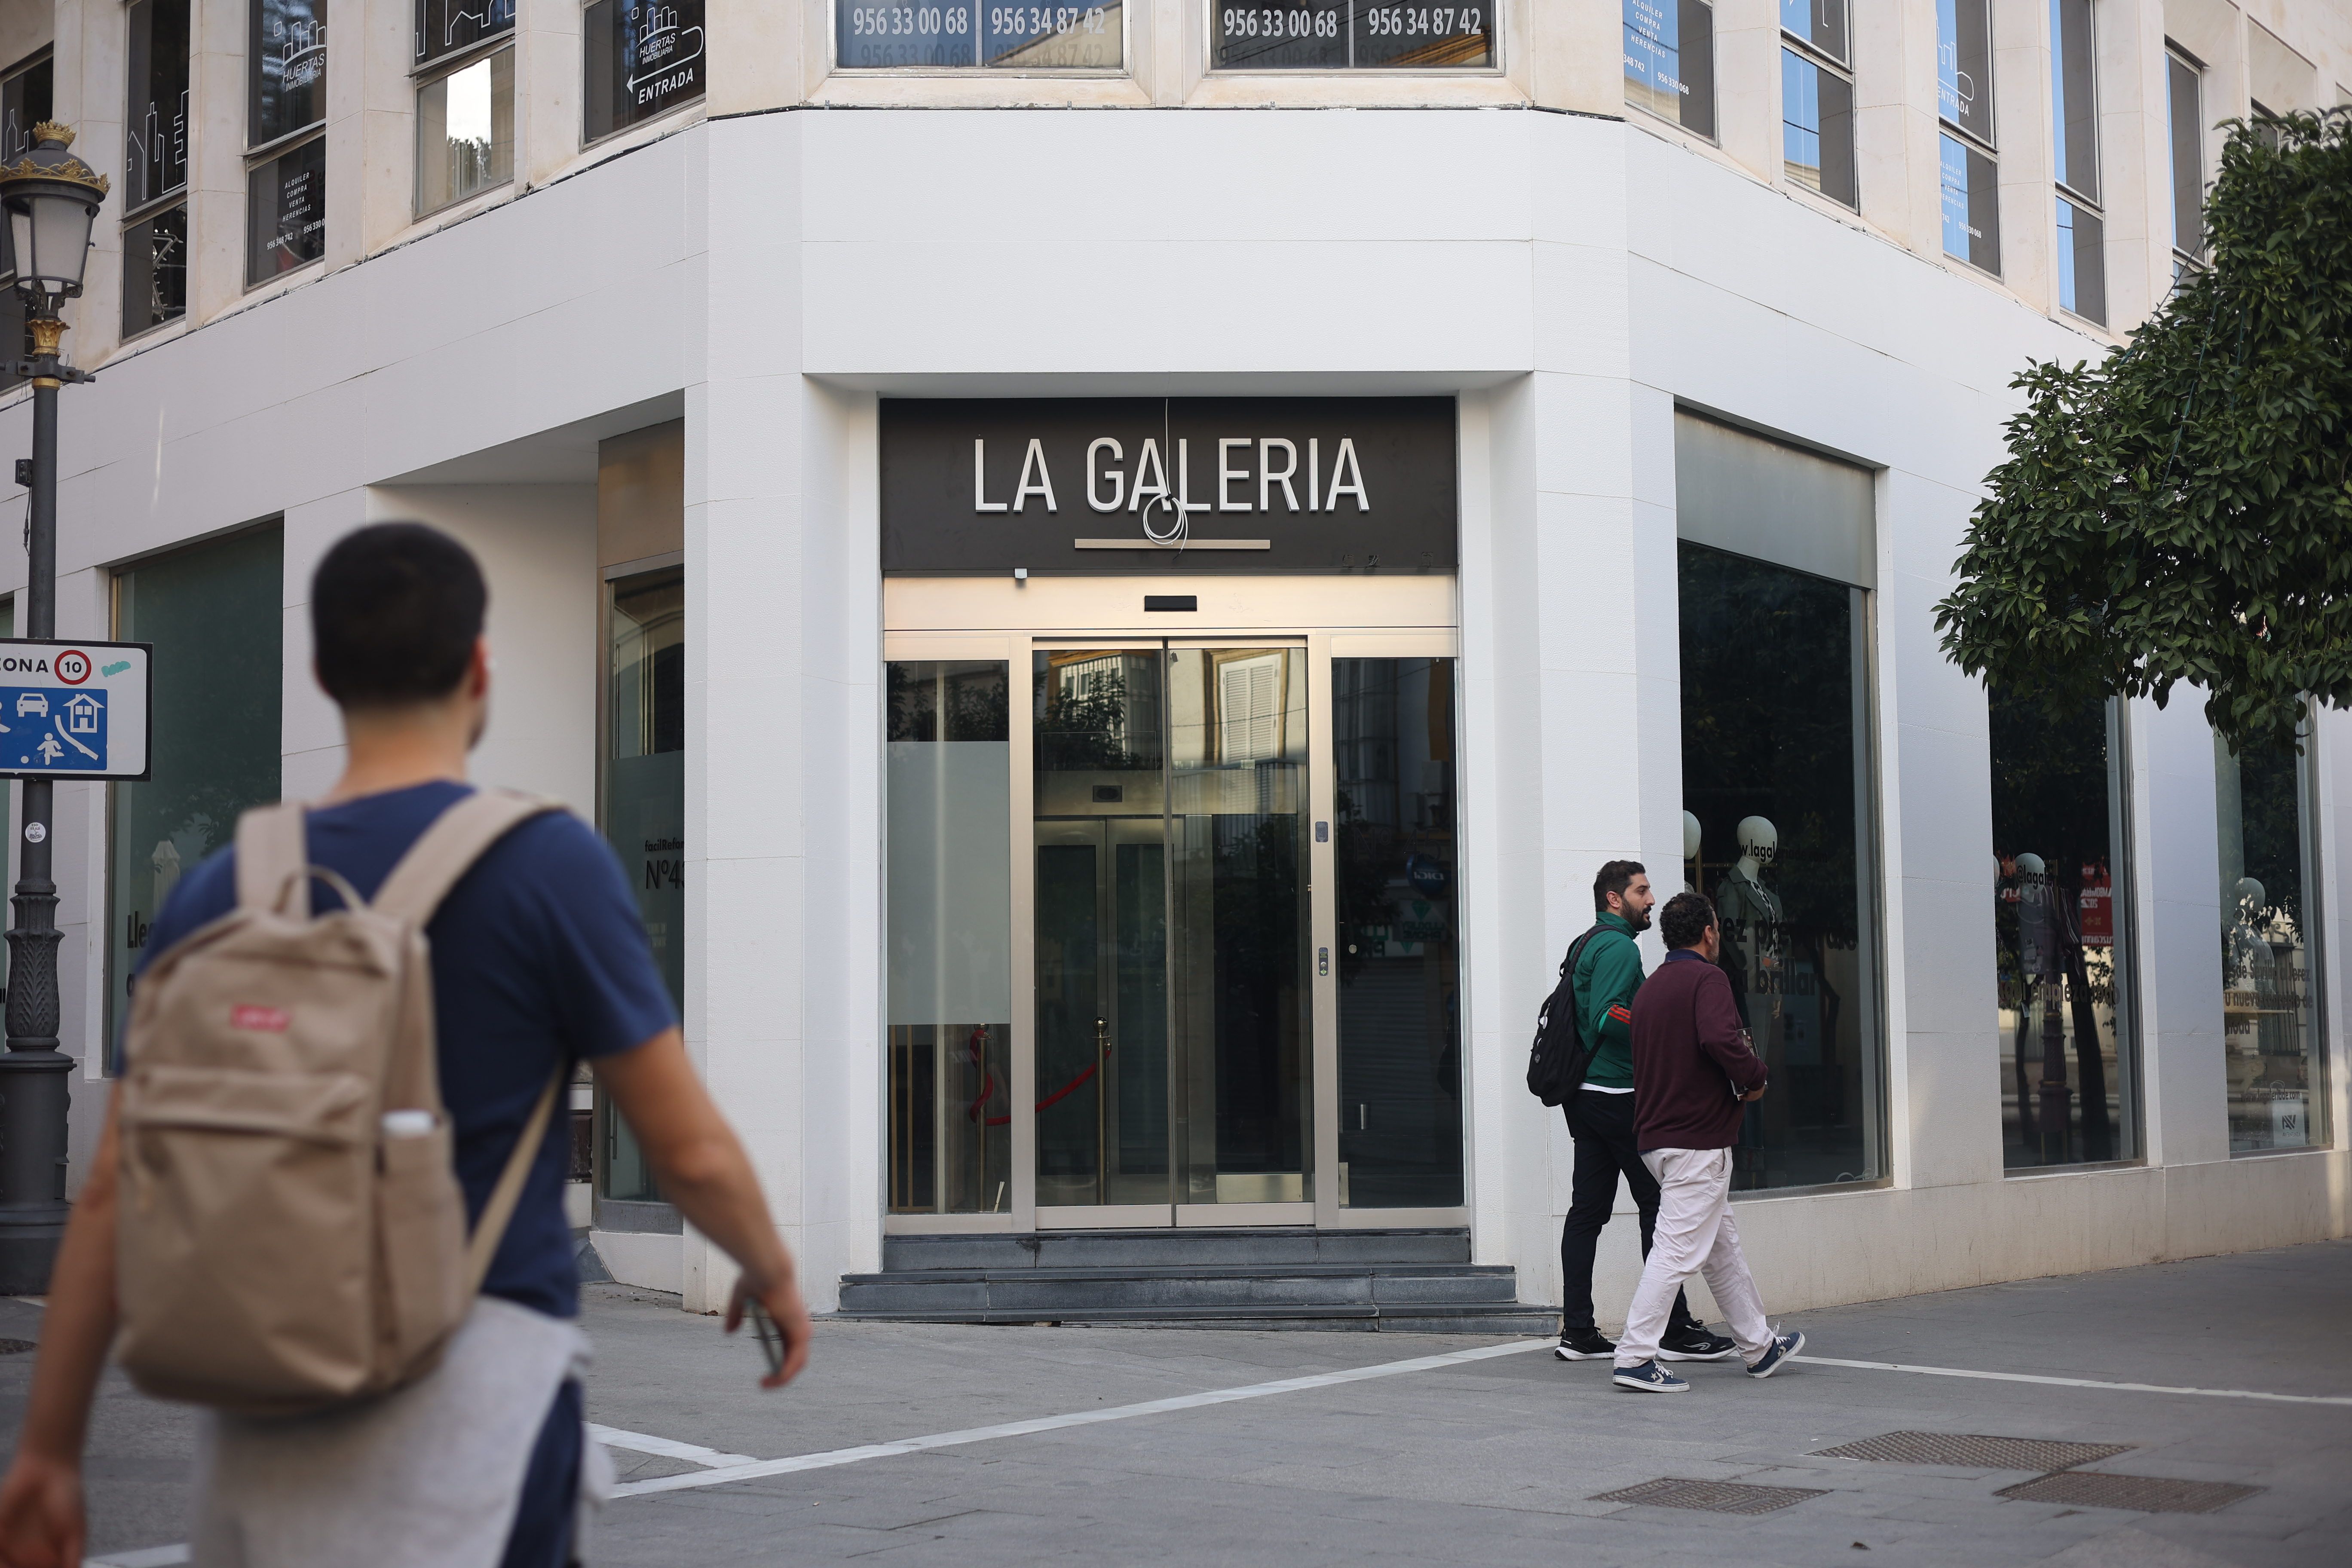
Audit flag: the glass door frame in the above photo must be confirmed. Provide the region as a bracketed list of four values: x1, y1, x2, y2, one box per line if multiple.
[882, 576, 1467, 1235]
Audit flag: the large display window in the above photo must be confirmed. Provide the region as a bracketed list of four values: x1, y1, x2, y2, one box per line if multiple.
[1990, 690, 2136, 1167]
[1678, 541, 1883, 1191]
[2215, 729, 2326, 1153]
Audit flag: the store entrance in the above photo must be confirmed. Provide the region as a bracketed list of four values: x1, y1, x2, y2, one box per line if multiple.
[1033, 645, 1311, 1219]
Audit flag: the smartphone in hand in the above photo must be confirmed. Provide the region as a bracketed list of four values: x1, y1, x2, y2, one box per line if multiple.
[746, 1297, 786, 1378]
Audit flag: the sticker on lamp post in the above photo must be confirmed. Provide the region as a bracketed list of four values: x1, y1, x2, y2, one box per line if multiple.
[0, 640, 153, 780]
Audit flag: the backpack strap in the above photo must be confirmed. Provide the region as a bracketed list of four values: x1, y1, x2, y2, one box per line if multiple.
[235, 803, 312, 916]
[372, 788, 562, 927]
[463, 1069, 564, 1295]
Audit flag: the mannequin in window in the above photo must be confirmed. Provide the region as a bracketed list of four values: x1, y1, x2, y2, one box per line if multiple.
[2225, 875, 2273, 1059]
[1712, 816, 1783, 1033]
[2014, 852, 2076, 1162]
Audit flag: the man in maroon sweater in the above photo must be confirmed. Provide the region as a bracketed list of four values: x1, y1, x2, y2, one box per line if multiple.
[1612, 891, 1807, 1393]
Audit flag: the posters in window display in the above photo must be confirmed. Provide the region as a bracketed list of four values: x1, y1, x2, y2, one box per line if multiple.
[416, 0, 515, 65]
[249, 0, 325, 146]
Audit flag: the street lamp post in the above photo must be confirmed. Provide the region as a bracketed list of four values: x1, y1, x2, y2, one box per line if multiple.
[0, 122, 105, 1293]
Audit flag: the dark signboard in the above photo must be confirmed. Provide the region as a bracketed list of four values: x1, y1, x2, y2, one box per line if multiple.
[882, 398, 1457, 574]
[585, 0, 705, 141]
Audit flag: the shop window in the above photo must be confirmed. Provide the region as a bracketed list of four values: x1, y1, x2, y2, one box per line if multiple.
[416, 47, 515, 214]
[885, 661, 1013, 1214]
[249, 0, 325, 147]
[838, 1, 1123, 70]
[1624, 0, 1715, 138]
[2050, 0, 2103, 323]
[108, 526, 285, 1072]
[1991, 689, 2137, 1168]
[245, 135, 325, 288]
[2216, 729, 2327, 1154]
[1213, 3, 1490, 71]
[1334, 657, 1462, 1208]
[1938, 0, 1999, 273]
[1679, 543, 1881, 1191]
[584, 0, 706, 141]
[2167, 45, 2204, 262]
[0, 50, 50, 392]
[598, 567, 685, 1204]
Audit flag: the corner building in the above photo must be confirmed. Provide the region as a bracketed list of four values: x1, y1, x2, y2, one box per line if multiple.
[5, 0, 2348, 1320]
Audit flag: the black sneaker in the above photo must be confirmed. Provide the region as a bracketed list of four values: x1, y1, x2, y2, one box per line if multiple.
[1554, 1327, 1617, 1360]
[1658, 1323, 1739, 1362]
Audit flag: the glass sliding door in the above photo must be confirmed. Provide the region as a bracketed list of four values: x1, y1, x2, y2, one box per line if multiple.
[1032, 644, 1312, 1215]
[1333, 656, 1463, 1208]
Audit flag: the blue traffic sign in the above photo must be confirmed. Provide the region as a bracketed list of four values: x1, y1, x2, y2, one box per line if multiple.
[0, 641, 150, 780]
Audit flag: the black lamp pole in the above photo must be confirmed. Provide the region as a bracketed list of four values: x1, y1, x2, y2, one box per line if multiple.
[0, 122, 104, 1293]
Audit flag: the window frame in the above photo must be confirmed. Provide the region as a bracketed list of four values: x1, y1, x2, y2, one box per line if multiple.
[242, 132, 328, 291]
[412, 39, 518, 219]
[1206, 2, 1505, 77]
[2049, 0, 2104, 325]
[1623, 0, 1719, 143]
[0, 46, 53, 388]
[2166, 41, 2206, 266]
[827, 0, 1134, 77]
[581, 0, 711, 148]
[122, 0, 191, 339]
[1779, 0, 1857, 209]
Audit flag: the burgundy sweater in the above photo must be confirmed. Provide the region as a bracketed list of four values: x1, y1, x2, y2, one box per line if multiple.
[1630, 950, 1770, 1153]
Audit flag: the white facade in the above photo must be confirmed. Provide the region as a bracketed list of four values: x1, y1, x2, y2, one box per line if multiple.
[3, 0, 2348, 1316]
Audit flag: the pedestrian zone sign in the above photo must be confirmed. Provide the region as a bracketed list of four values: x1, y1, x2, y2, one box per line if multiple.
[0, 640, 151, 780]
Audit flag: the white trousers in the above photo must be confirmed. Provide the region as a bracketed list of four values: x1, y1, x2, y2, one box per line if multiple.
[1614, 1146, 1773, 1367]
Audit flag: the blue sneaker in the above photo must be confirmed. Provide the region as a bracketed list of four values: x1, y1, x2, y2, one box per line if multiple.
[1746, 1329, 1806, 1379]
[1612, 1359, 1690, 1393]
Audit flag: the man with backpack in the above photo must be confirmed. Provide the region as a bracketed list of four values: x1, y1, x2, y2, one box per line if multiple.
[1612, 890, 1804, 1393]
[1553, 862, 1736, 1364]
[0, 523, 812, 1568]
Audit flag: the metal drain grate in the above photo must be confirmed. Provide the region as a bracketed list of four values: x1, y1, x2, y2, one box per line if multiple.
[1813, 1431, 2135, 1471]
[1592, 1478, 1828, 1515]
[1996, 1472, 2263, 1515]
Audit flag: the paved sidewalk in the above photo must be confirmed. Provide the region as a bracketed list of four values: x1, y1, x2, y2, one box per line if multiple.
[8, 1240, 2347, 1566]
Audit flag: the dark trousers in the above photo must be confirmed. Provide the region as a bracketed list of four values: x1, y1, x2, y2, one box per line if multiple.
[1560, 1090, 1693, 1334]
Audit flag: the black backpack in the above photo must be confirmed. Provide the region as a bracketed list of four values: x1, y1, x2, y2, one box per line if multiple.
[1526, 925, 1608, 1107]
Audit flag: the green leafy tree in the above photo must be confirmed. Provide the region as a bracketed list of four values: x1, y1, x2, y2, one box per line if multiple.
[1935, 109, 2352, 754]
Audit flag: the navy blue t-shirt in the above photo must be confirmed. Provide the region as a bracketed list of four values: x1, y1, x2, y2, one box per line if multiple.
[135, 780, 677, 1320]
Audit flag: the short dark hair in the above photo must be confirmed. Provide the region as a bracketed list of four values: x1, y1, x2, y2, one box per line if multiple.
[1593, 860, 1647, 913]
[311, 524, 487, 710]
[1660, 891, 1717, 951]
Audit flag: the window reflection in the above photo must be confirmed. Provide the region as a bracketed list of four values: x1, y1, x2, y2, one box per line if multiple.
[1679, 542, 1881, 1191]
[2215, 732, 2325, 1153]
[1334, 658, 1461, 1208]
[1625, 0, 1716, 137]
[1991, 689, 2134, 1167]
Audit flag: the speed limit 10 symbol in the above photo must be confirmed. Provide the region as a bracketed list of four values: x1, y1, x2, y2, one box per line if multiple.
[53, 650, 91, 685]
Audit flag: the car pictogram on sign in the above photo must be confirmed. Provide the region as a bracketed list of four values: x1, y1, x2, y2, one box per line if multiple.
[15, 693, 46, 718]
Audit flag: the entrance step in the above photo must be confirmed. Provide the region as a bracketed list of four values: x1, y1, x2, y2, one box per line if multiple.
[837, 1228, 1559, 1334]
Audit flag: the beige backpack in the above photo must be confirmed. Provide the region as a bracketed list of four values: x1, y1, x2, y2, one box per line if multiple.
[114, 789, 563, 1416]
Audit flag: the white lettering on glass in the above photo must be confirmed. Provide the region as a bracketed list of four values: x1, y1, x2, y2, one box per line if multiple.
[1259, 438, 1299, 511]
[1086, 437, 1124, 512]
[1218, 439, 1253, 512]
[1326, 437, 1370, 512]
[973, 438, 1009, 512]
[1013, 438, 1057, 512]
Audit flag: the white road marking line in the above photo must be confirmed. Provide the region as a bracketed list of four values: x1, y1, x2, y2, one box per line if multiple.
[84, 1547, 188, 1568]
[1799, 1355, 2352, 1408]
[589, 1423, 757, 1467]
[612, 1336, 1559, 1499]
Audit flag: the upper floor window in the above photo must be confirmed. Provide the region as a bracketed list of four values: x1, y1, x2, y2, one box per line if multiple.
[2050, 0, 2102, 324]
[250, 0, 326, 149]
[125, 0, 192, 337]
[838, 3, 1122, 70]
[1937, 0, 2000, 273]
[585, 0, 706, 141]
[0, 49, 49, 391]
[1625, 0, 1715, 138]
[2167, 44, 2205, 262]
[1215, 3, 1492, 70]
[1781, 0, 1855, 208]
[416, 0, 515, 214]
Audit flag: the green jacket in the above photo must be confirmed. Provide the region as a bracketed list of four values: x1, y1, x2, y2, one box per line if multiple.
[1569, 912, 1644, 1089]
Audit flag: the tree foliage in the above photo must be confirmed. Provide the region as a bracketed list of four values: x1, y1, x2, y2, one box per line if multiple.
[1935, 109, 2352, 753]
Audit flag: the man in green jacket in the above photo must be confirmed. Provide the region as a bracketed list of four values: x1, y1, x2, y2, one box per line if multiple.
[1555, 861, 1736, 1362]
